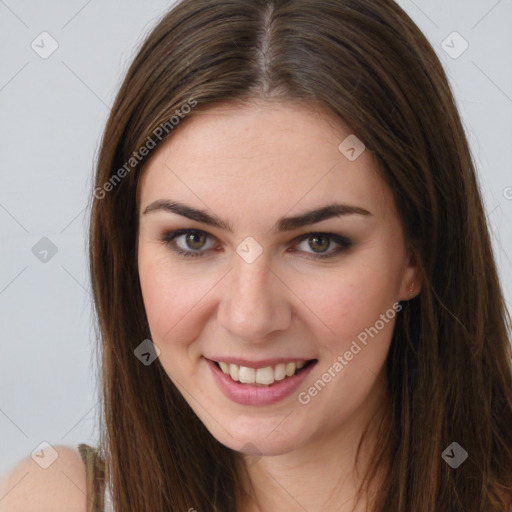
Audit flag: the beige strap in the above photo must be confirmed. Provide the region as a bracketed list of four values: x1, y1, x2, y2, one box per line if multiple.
[78, 443, 106, 512]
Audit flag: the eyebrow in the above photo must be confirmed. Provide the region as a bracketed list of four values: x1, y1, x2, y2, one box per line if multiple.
[142, 199, 371, 233]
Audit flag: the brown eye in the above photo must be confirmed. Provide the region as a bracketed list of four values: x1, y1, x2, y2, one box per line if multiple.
[160, 229, 215, 259]
[160, 229, 351, 261]
[308, 234, 331, 253]
[292, 232, 352, 260]
[183, 231, 207, 250]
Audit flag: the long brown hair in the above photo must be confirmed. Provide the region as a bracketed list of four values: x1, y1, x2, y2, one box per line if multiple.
[88, 0, 512, 510]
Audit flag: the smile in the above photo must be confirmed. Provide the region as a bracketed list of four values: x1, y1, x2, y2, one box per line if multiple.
[205, 357, 318, 406]
[214, 360, 315, 386]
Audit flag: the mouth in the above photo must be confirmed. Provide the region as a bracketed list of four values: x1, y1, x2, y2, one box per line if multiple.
[211, 359, 318, 387]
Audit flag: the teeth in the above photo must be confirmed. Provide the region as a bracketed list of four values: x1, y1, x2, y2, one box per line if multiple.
[256, 366, 275, 385]
[274, 363, 286, 381]
[238, 366, 256, 384]
[229, 364, 239, 381]
[216, 360, 311, 386]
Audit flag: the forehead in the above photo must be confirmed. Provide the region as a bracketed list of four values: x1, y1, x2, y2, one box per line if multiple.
[137, 101, 393, 223]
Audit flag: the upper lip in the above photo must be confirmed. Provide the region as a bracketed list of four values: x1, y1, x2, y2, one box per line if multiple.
[206, 356, 316, 369]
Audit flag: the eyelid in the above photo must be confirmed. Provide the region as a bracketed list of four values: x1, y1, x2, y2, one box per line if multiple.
[159, 228, 352, 260]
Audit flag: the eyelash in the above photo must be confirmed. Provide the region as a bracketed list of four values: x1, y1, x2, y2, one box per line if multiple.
[158, 229, 352, 260]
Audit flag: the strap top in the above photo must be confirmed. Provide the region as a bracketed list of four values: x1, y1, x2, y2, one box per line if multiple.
[78, 443, 113, 512]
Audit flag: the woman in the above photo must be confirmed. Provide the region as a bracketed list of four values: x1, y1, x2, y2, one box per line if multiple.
[3, 0, 512, 511]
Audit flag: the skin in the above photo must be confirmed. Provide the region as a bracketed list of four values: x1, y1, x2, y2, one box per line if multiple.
[136, 100, 421, 511]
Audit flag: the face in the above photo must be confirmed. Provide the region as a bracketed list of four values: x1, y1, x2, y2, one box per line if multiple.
[136, 100, 419, 456]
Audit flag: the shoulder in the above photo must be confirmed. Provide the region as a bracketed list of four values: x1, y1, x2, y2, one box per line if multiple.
[0, 444, 87, 512]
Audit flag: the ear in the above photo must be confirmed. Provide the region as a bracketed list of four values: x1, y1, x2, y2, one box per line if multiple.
[398, 248, 422, 301]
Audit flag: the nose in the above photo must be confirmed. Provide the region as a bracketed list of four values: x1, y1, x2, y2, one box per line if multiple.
[216, 253, 292, 343]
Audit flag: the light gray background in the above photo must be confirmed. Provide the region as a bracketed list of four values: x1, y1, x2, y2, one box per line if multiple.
[1, 0, 511, 479]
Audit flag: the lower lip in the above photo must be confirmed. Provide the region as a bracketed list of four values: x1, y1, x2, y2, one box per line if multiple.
[206, 358, 317, 406]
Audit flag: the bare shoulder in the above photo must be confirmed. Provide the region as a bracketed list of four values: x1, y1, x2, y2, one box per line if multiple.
[0, 445, 87, 512]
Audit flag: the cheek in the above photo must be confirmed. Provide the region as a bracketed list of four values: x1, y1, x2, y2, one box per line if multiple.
[290, 254, 402, 358]
[290, 264, 400, 424]
[138, 251, 211, 350]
